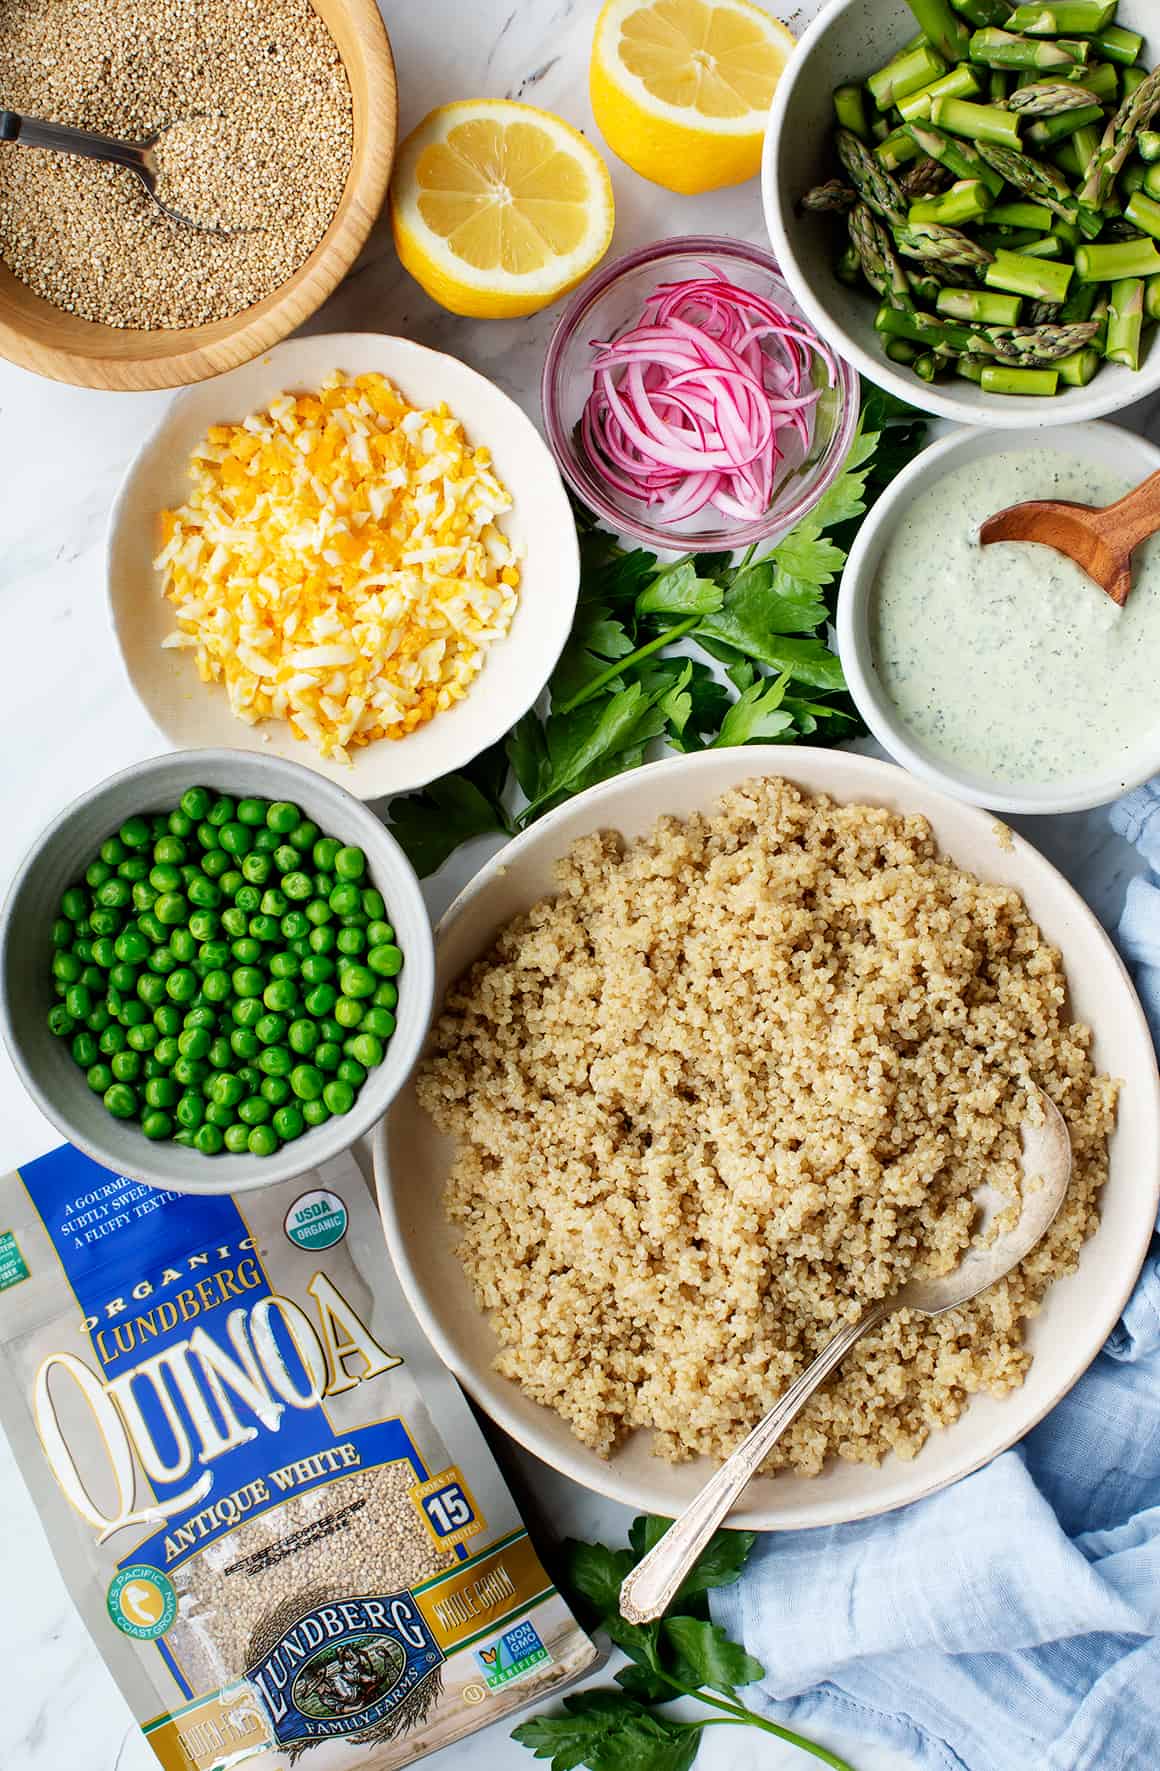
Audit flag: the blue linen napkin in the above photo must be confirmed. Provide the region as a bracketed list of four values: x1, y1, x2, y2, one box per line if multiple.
[711, 785, 1160, 1771]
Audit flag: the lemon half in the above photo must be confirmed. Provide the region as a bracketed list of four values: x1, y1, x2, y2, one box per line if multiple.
[590, 0, 796, 194]
[390, 100, 615, 319]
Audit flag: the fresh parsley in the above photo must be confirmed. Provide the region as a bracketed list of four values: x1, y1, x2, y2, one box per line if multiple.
[513, 1517, 856, 1771]
[387, 387, 924, 877]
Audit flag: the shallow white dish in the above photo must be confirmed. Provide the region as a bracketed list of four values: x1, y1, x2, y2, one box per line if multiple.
[107, 332, 579, 801]
[373, 747, 1160, 1530]
[762, 0, 1158, 428]
[839, 421, 1160, 815]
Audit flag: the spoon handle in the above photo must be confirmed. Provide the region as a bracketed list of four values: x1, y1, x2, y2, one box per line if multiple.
[619, 1301, 892, 1625]
[0, 110, 148, 177]
[1097, 468, 1160, 553]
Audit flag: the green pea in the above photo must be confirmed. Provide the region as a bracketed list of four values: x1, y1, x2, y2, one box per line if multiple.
[117, 856, 150, 883]
[61, 886, 89, 921]
[206, 1100, 236, 1129]
[219, 821, 253, 857]
[86, 1003, 112, 1034]
[138, 911, 168, 945]
[232, 996, 264, 1029]
[307, 834, 338, 872]
[166, 968, 197, 1004]
[69, 1029, 97, 1068]
[97, 836, 125, 868]
[51, 916, 74, 949]
[247, 1124, 278, 1156]
[120, 1000, 149, 1028]
[195, 1123, 225, 1155]
[223, 1122, 251, 1152]
[333, 996, 364, 1030]
[328, 882, 362, 917]
[231, 1027, 260, 1062]
[258, 1045, 293, 1079]
[87, 1062, 113, 1095]
[261, 889, 289, 919]
[99, 1024, 126, 1055]
[232, 967, 263, 999]
[375, 981, 400, 1015]
[319, 1016, 344, 1044]
[253, 827, 281, 855]
[303, 982, 336, 1017]
[62, 983, 91, 1020]
[286, 1018, 319, 1056]
[300, 954, 334, 985]
[169, 927, 197, 963]
[89, 905, 122, 936]
[273, 844, 300, 874]
[306, 899, 333, 929]
[154, 834, 186, 866]
[145, 1077, 179, 1109]
[176, 1093, 205, 1129]
[333, 845, 365, 882]
[238, 1095, 271, 1126]
[181, 787, 211, 822]
[173, 1129, 197, 1149]
[239, 852, 270, 888]
[202, 969, 231, 1003]
[136, 972, 167, 1007]
[207, 796, 235, 829]
[184, 1004, 216, 1030]
[261, 1076, 292, 1107]
[253, 1011, 285, 1045]
[178, 1026, 212, 1061]
[202, 850, 231, 880]
[263, 978, 297, 1014]
[208, 1036, 233, 1071]
[154, 892, 187, 926]
[302, 1097, 331, 1127]
[265, 800, 300, 834]
[146, 946, 177, 976]
[126, 1022, 158, 1053]
[336, 926, 366, 956]
[282, 871, 313, 902]
[111, 1050, 140, 1083]
[149, 862, 182, 895]
[174, 1056, 209, 1089]
[104, 1082, 138, 1119]
[230, 796, 263, 828]
[200, 939, 232, 968]
[361, 888, 386, 921]
[265, 953, 296, 983]
[85, 858, 112, 889]
[342, 963, 377, 999]
[337, 1057, 367, 1087]
[367, 921, 395, 948]
[231, 937, 262, 966]
[308, 924, 336, 954]
[47, 1005, 76, 1038]
[207, 1072, 244, 1108]
[315, 1041, 342, 1073]
[169, 810, 195, 839]
[146, 1055, 170, 1079]
[197, 821, 221, 851]
[361, 1006, 396, 1040]
[290, 1063, 324, 1101]
[221, 907, 247, 939]
[323, 1078, 355, 1115]
[96, 877, 133, 911]
[155, 1037, 180, 1068]
[248, 915, 281, 944]
[186, 873, 221, 909]
[273, 1103, 306, 1141]
[235, 884, 261, 914]
[141, 1110, 173, 1141]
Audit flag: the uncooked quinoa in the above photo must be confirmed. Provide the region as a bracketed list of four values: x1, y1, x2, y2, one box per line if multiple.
[418, 778, 1118, 1476]
[0, 0, 353, 329]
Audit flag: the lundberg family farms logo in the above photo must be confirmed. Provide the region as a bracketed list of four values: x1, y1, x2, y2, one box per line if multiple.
[32, 1234, 403, 1544]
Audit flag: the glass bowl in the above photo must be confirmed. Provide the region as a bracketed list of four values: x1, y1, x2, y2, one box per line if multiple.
[541, 235, 859, 553]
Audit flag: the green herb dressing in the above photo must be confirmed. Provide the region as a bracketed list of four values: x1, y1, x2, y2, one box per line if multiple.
[870, 448, 1160, 783]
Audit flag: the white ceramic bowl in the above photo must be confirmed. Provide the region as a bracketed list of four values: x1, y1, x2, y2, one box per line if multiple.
[2, 749, 434, 1196]
[838, 421, 1160, 814]
[373, 747, 1160, 1530]
[107, 333, 579, 800]
[762, 0, 1158, 427]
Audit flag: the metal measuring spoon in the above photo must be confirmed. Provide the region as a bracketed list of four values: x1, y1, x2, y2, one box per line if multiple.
[0, 109, 252, 236]
[619, 1091, 1072, 1625]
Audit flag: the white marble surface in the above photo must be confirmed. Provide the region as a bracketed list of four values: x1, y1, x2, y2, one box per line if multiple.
[0, 2, 1155, 1769]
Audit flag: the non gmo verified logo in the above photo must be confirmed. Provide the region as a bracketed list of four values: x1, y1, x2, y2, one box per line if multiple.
[474, 1620, 551, 1690]
[284, 1188, 349, 1252]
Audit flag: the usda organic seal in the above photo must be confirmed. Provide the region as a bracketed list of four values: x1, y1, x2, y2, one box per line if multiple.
[284, 1188, 348, 1251]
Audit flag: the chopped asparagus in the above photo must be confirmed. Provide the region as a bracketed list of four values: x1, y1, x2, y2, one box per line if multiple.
[969, 28, 1088, 70]
[868, 43, 950, 108]
[1075, 235, 1160, 278]
[1139, 130, 1160, 161]
[885, 337, 923, 362]
[989, 197, 1056, 223]
[1006, 79, 1102, 113]
[1105, 275, 1146, 364]
[909, 177, 996, 222]
[1020, 231, 1068, 255]
[956, 354, 988, 379]
[1122, 66, 1149, 97]
[914, 349, 951, 378]
[893, 217, 997, 266]
[833, 84, 871, 139]
[904, 0, 971, 63]
[1093, 25, 1145, 68]
[936, 285, 1025, 319]
[1005, 4, 1116, 33]
[1144, 273, 1160, 320]
[907, 121, 1007, 191]
[874, 299, 1098, 356]
[953, 0, 1009, 24]
[877, 125, 926, 168]
[1079, 66, 1160, 209]
[1056, 343, 1103, 381]
[976, 138, 1102, 233]
[1145, 164, 1160, 199]
[900, 155, 955, 197]
[986, 245, 1075, 297]
[800, 180, 858, 213]
[898, 63, 984, 119]
[836, 127, 908, 220]
[980, 364, 1061, 390]
[1125, 190, 1160, 238]
[931, 93, 1024, 145]
[850, 203, 916, 307]
[835, 244, 862, 287]
[1026, 103, 1106, 148]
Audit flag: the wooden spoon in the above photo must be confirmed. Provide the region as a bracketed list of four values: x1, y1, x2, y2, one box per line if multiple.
[978, 468, 1160, 607]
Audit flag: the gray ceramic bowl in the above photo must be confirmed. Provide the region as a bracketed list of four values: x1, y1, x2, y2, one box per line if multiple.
[1, 749, 434, 1195]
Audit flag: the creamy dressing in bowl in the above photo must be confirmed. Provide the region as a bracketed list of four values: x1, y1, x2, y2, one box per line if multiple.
[869, 449, 1160, 784]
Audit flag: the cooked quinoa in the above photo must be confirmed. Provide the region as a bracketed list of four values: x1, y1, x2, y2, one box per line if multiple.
[418, 778, 1118, 1476]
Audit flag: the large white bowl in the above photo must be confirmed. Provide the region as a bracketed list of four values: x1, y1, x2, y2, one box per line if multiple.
[107, 333, 579, 800]
[374, 748, 1160, 1530]
[762, 0, 1158, 427]
[838, 421, 1160, 814]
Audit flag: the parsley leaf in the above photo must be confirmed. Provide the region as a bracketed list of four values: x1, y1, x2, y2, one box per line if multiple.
[712, 674, 793, 747]
[514, 1697, 700, 1771]
[661, 1617, 764, 1696]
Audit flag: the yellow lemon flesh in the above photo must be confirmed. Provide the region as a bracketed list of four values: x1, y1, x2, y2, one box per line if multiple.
[390, 100, 615, 319]
[591, 0, 796, 194]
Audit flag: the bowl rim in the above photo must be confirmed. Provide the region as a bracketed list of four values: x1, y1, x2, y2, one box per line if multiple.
[0, 0, 397, 391]
[103, 330, 581, 800]
[373, 744, 1160, 1528]
[0, 746, 435, 1195]
[837, 420, 1160, 814]
[540, 233, 860, 550]
[761, 0, 1158, 429]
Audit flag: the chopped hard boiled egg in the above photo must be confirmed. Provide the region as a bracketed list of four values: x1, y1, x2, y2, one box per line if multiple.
[157, 370, 521, 763]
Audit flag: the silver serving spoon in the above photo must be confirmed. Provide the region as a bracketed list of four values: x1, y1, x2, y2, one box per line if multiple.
[619, 1091, 1072, 1625]
[0, 109, 248, 236]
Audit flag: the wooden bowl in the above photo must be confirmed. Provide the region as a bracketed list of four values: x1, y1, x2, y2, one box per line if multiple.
[0, 0, 397, 391]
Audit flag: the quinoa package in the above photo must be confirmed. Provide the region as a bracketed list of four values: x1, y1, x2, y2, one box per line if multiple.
[0, 1144, 594, 1768]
